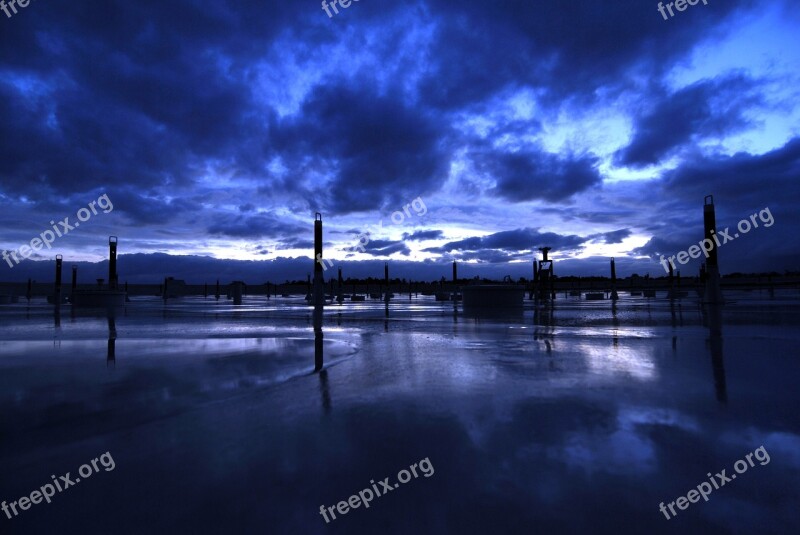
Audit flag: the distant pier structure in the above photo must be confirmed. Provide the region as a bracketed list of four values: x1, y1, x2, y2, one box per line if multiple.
[71, 236, 126, 308]
[703, 196, 724, 304]
[537, 247, 555, 300]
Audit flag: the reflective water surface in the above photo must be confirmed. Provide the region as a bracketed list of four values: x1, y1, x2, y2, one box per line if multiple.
[0, 291, 798, 534]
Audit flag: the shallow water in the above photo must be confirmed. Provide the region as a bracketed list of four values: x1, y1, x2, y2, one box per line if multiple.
[0, 291, 798, 534]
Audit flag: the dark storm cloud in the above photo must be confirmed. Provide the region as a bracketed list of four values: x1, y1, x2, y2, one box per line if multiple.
[659, 137, 800, 208]
[0, 0, 793, 274]
[632, 234, 697, 260]
[554, 209, 639, 225]
[274, 238, 315, 251]
[454, 250, 532, 264]
[425, 228, 587, 257]
[471, 149, 602, 202]
[403, 230, 444, 241]
[270, 84, 451, 215]
[615, 74, 764, 167]
[0, 0, 309, 202]
[589, 229, 632, 244]
[631, 139, 800, 269]
[208, 213, 305, 240]
[0, 0, 764, 215]
[108, 188, 202, 225]
[361, 239, 411, 257]
[419, 0, 757, 108]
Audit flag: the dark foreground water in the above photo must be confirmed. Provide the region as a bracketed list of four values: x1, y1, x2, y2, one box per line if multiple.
[0, 291, 798, 534]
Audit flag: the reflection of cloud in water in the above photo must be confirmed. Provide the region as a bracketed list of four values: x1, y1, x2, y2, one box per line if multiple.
[551, 407, 698, 475]
[576, 340, 658, 381]
[621, 407, 700, 433]
[721, 429, 800, 469]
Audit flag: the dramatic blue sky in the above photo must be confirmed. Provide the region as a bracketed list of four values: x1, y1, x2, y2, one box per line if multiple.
[1, 0, 798, 282]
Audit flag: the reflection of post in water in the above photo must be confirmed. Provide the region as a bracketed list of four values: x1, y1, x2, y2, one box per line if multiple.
[611, 301, 619, 348]
[384, 302, 389, 331]
[533, 300, 555, 353]
[669, 299, 684, 352]
[319, 369, 331, 414]
[703, 304, 727, 403]
[53, 255, 63, 328]
[107, 315, 117, 368]
[313, 304, 324, 372]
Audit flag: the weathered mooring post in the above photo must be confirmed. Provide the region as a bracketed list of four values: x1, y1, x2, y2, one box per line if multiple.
[703, 196, 724, 304]
[108, 236, 118, 290]
[537, 247, 553, 301]
[452, 260, 458, 299]
[610, 258, 619, 301]
[313, 213, 325, 307]
[337, 267, 344, 304]
[231, 281, 243, 305]
[384, 262, 390, 303]
[54, 255, 63, 306]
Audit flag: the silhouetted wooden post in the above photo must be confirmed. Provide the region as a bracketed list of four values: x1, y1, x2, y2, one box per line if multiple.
[452, 261, 458, 299]
[337, 268, 344, 304]
[54, 255, 63, 306]
[384, 262, 390, 303]
[108, 237, 118, 290]
[313, 213, 325, 307]
[232, 281, 243, 305]
[703, 196, 724, 304]
[610, 258, 619, 301]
